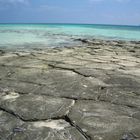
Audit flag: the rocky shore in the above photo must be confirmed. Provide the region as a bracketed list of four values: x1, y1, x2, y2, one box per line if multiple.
[0, 39, 140, 140]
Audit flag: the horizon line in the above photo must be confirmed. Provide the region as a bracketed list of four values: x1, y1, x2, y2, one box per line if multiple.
[0, 22, 140, 27]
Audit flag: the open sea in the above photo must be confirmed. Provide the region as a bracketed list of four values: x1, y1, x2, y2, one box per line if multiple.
[0, 23, 140, 49]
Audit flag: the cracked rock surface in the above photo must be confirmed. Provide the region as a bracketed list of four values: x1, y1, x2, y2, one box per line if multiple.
[0, 92, 75, 121]
[0, 111, 86, 140]
[0, 38, 140, 140]
[68, 100, 140, 140]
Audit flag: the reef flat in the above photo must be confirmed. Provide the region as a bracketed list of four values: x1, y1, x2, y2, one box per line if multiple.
[0, 39, 140, 140]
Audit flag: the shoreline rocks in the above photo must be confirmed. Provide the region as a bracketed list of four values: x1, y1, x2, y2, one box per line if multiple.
[0, 38, 140, 140]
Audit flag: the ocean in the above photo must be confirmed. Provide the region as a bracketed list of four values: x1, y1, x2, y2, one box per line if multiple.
[0, 23, 140, 49]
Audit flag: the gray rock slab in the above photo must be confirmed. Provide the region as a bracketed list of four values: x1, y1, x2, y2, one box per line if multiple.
[10, 119, 87, 140]
[0, 66, 48, 85]
[104, 74, 140, 87]
[74, 68, 109, 80]
[0, 39, 140, 140]
[68, 101, 140, 140]
[0, 110, 23, 140]
[2, 56, 47, 69]
[0, 92, 75, 121]
[0, 111, 86, 140]
[0, 79, 40, 94]
[0, 66, 14, 79]
[99, 86, 140, 108]
[100, 74, 140, 108]
[0, 53, 17, 65]
[33, 70, 105, 100]
[1, 68, 106, 100]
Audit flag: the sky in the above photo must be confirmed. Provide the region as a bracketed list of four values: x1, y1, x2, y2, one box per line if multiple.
[0, 0, 140, 25]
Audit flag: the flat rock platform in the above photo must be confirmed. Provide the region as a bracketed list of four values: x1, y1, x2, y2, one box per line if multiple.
[0, 39, 140, 140]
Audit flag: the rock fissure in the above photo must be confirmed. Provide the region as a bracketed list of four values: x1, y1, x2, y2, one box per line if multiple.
[64, 116, 91, 140]
[0, 107, 25, 121]
[1, 38, 140, 140]
[0, 107, 67, 122]
[0, 106, 90, 139]
[48, 63, 93, 78]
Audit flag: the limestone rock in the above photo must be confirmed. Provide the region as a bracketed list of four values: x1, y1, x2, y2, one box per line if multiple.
[68, 101, 140, 140]
[10, 120, 87, 140]
[0, 92, 75, 121]
[0, 110, 23, 139]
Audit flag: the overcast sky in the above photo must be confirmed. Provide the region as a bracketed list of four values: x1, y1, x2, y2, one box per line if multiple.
[0, 0, 140, 25]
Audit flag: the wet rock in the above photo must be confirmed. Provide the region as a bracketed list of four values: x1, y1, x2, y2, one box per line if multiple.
[68, 101, 140, 140]
[0, 79, 40, 94]
[100, 74, 140, 108]
[11, 120, 87, 140]
[74, 68, 109, 80]
[74, 38, 89, 44]
[0, 50, 5, 55]
[0, 110, 24, 139]
[0, 92, 75, 121]
[130, 41, 140, 45]
[99, 86, 140, 108]
[129, 49, 136, 53]
[0, 111, 86, 140]
[0, 39, 140, 140]
[33, 70, 105, 100]
[0, 68, 104, 100]
[121, 132, 139, 140]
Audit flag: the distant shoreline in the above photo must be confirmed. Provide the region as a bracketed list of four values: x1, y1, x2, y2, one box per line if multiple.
[0, 24, 140, 49]
[0, 23, 140, 27]
[0, 38, 140, 53]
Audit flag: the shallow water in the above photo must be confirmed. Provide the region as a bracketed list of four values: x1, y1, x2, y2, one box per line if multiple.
[0, 24, 140, 49]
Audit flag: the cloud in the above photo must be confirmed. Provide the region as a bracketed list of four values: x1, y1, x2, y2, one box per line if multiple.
[40, 5, 61, 11]
[0, 0, 29, 5]
[89, 0, 103, 2]
[0, 0, 29, 10]
[89, 0, 131, 2]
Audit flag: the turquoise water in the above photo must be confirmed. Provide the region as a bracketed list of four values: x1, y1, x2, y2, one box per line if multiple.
[0, 24, 140, 49]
